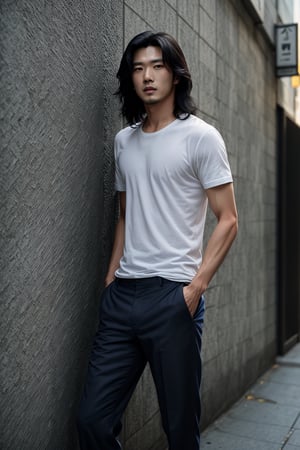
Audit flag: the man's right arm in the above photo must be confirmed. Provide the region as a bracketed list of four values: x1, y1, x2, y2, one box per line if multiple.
[104, 191, 126, 287]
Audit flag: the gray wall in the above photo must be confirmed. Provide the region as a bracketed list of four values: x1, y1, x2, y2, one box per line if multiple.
[201, 0, 277, 425]
[1, 0, 277, 449]
[1, 1, 122, 449]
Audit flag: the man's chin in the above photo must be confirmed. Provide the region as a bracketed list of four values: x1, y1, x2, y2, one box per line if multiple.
[143, 98, 159, 105]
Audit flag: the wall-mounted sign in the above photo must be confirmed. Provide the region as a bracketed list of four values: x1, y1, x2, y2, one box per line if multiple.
[275, 23, 298, 77]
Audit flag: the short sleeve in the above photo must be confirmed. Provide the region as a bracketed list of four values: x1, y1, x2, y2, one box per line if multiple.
[114, 135, 126, 192]
[194, 126, 233, 189]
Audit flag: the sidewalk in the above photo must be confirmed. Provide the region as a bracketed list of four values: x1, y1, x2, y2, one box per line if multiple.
[201, 343, 300, 449]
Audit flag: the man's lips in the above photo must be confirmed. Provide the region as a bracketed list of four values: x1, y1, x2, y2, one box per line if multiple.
[143, 87, 156, 92]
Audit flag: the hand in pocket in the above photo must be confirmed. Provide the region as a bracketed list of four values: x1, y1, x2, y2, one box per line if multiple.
[182, 284, 200, 317]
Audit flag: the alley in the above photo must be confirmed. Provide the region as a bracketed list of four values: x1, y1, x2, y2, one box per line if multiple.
[201, 344, 300, 449]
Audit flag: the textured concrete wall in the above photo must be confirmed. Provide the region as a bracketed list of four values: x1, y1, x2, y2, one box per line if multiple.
[1, 1, 122, 449]
[1, 0, 278, 449]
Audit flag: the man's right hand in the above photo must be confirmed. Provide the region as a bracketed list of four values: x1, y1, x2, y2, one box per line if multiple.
[104, 276, 115, 288]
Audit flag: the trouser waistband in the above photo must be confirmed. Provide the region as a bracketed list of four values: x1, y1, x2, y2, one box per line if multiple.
[115, 276, 172, 287]
[114, 276, 187, 288]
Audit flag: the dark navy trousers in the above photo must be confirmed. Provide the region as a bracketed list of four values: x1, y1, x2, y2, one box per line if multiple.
[77, 277, 205, 450]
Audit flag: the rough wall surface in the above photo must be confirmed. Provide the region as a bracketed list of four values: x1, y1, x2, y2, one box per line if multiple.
[1, 1, 122, 449]
[1, 0, 277, 449]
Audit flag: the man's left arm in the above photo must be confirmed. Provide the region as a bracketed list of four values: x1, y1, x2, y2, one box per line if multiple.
[183, 182, 238, 316]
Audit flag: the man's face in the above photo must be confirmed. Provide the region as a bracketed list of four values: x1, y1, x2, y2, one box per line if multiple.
[132, 46, 177, 106]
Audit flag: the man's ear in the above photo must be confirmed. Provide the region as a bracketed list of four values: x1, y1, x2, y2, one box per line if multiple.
[173, 73, 180, 84]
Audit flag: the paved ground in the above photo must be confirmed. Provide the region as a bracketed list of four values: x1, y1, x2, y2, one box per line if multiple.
[201, 343, 300, 449]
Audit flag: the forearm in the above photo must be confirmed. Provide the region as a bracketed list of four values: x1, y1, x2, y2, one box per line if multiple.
[104, 216, 125, 286]
[191, 216, 238, 294]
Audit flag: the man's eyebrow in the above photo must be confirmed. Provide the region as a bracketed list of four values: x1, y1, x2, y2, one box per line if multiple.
[133, 58, 164, 66]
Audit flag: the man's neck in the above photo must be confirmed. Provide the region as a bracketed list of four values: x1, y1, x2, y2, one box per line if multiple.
[142, 107, 176, 133]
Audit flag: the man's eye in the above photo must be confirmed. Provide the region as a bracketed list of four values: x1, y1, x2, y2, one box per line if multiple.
[133, 67, 142, 72]
[154, 64, 163, 69]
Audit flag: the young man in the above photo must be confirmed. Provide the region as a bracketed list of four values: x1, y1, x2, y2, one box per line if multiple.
[77, 31, 238, 450]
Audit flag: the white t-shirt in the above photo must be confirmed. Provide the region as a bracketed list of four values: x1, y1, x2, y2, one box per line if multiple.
[114, 115, 233, 282]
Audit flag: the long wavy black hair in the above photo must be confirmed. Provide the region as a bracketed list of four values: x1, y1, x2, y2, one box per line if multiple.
[115, 31, 197, 125]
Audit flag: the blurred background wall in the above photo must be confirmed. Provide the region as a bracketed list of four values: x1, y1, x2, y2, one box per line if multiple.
[1, 0, 299, 449]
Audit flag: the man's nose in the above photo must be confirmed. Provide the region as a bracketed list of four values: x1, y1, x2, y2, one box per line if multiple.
[143, 67, 153, 82]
